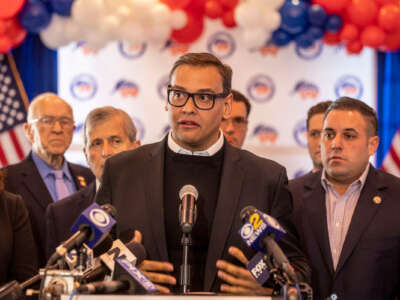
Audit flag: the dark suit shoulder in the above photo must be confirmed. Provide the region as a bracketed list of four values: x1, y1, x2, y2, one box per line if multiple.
[373, 167, 400, 189]
[0, 190, 26, 215]
[68, 162, 94, 179]
[289, 171, 320, 190]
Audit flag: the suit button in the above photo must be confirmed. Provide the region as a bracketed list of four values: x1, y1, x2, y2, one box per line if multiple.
[330, 293, 338, 300]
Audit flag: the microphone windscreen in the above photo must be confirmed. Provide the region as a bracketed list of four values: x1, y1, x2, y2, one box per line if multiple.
[100, 204, 117, 219]
[125, 242, 147, 265]
[240, 205, 257, 221]
[93, 235, 113, 257]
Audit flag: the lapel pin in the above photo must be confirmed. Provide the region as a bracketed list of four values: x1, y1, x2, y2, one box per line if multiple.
[77, 176, 87, 187]
[373, 196, 382, 204]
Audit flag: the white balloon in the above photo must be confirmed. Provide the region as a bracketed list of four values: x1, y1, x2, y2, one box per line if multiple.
[40, 15, 69, 49]
[72, 0, 105, 28]
[263, 9, 281, 31]
[64, 19, 84, 42]
[85, 30, 108, 50]
[100, 14, 121, 39]
[119, 22, 145, 45]
[150, 3, 171, 26]
[242, 28, 269, 49]
[116, 5, 132, 20]
[235, 3, 263, 28]
[171, 10, 187, 30]
[104, 0, 129, 12]
[147, 24, 170, 43]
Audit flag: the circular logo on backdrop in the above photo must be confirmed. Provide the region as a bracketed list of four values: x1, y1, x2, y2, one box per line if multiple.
[112, 79, 140, 99]
[207, 31, 236, 59]
[293, 119, 308, 148]
[247, 75, 275, 103]
[240, 223, 254, 239]
[118, 41, 147, 59]
[131, 116, 145, 140]
[70, 74, 97, 101]
[157, 75, 170, 101]
[89, 208, 111, 227]
[252, 124, 279, 144]
[295, 40, 323, 60]
[334, 75, 363, 99]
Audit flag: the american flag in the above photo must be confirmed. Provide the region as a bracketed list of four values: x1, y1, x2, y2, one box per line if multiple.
[381, 128, 400, 177]
[0, 54, 30, 167]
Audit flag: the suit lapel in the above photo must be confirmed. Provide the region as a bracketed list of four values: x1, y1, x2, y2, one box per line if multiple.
[143, 140, 169, 261]
[335, 167, 383, 275]
[68, 163, 89, 190]
[303, 172, 335, 275]
[204, 143, 244, 291]
[20, 154, 53, 210]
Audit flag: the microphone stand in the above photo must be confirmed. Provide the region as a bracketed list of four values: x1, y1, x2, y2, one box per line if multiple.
[180, 232, 192, 294]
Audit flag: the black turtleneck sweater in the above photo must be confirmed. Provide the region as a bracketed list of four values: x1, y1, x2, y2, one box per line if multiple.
[163, 145, 225, 292]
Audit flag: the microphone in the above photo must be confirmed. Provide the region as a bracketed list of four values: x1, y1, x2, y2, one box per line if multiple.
[179, 184, 198, 233]
[239, 206, 298, 283]
[47, 203, 116, 266]
[81, 241, 146, 283]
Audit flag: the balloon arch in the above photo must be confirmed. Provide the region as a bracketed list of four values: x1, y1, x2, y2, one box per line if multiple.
[1, 0, 399, 54]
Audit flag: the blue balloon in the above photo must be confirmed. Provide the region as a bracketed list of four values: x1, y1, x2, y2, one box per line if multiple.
[308, 4, 327, 26]
[271, 29, 293, 47]
[325, 14, 343, 33]
[307, 26, 324, 40]
[50, 0, 74, 16]
[19, 1, 51, 33]
[280, 0, 309, 35]
[295, 33, 314, 48]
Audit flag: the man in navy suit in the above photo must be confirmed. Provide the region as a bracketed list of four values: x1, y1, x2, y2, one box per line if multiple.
[4, 93, 94, 267]
[46, 106, 140, 258]
[290, 97, 400, 299]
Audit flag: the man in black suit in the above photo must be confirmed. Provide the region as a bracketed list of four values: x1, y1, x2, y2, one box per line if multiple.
[3, 93, 94, 267]
[95, 52, 310, 294]
[290, 97, 400, 299]
[46, 106, 140, 258]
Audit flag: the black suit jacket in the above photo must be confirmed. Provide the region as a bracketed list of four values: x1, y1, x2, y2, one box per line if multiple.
[0, 190, 38, 285]
[95, 138, 311, 292]
[3, 152, 95, 267]
[289, 166, 400, 300]
[46, 181, 96, 259]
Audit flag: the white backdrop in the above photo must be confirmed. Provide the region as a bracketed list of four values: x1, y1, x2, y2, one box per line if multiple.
[58, 20, 375, 179]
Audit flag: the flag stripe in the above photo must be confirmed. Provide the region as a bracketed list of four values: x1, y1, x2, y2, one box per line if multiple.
[389, 147, 400, 169]
[14, 125, 30, 155]
[0, 132, 19, 164]
[0, 143, 8, 166]
[9, 129, 25, 160]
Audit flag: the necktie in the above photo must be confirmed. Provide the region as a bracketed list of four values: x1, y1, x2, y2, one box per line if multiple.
[53, 170, 70, 201]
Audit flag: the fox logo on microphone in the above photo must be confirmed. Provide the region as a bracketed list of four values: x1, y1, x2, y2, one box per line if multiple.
[248, 252, 270, 285]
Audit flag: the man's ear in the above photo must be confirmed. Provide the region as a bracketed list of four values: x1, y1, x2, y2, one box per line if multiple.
[222, 92, 232, 119]
[134, 140, 141, 148]
[83, 146, 89, 164]
[23, 123, 34, 144]
[368, 135, 379, 156]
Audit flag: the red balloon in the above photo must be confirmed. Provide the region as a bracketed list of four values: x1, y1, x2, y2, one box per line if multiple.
[339, 23, 359, 41]
[361, 25, 386, 47]
[220, 0, 238, 9]
[346, 0, 378, 27]
[0, 35, 13, 53]
[324, 32, 341, 44]
[185, 0, 207, 15]
[222, 9, 236, 27]
[375, 0, 399, 6]
[205, 0, 223, 19]
[160, 0, 191, 9]
[378, 4, 400, 32]
[6, 19, 27, 47]
[0, 0, 25, 19]
[382, 28, 400, 50]
[313, 0, 350, 14]
[346, 39, 363, 53]
[171, 11, 204, 43]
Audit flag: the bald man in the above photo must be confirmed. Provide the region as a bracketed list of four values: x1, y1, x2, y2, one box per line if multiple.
[3, 93, 94, 267]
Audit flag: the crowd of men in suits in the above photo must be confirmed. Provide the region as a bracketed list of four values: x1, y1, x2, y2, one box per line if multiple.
[2, 52, 400, 299]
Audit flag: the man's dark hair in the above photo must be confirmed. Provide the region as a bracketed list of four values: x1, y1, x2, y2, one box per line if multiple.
[324, 97, 378, 136]
[306, 100, 332, 129]
[169, 52, 232, 95]
[231, 89, 251, 118]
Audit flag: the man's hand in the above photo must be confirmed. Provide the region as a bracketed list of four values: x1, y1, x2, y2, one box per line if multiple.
[216, 246, 272, 295]
[138, 260, 176, 294]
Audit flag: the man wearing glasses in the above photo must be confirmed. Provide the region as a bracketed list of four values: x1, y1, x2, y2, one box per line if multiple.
[95, 52, 310, 294]
[3, 93, 94, 267]
[220, 89, 251, 148]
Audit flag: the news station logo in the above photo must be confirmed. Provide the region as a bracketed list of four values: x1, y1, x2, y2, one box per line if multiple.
[157, 75, 169, 100]
[89, 208, 111, 227]
[118, 41, 147, 59]
[207, 31, 236, 59]
[334, 75, 363, 98]
[160, 124, 170, 138]
[291, 80, 319, 100]
[258, 44, 279, 56]
[163, 40, 190, 56]
[74, 41, 98, 55]
[112, 80, 139, 99]
[247, 75, 275, 103]
[252, 125, 278, 144]
[132, 116, 145, 140]
[293, 119, 307, 148]
[295, 40, 323, 60]
[70, 74, 97, 101]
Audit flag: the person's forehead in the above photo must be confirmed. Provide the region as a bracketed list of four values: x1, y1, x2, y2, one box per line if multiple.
[230, 101, 247, 117]
[323, 109, 366, 130]
[88, 116, 127, 140]
[171, 65, 223, 90]
[308, 113, 324, 130]
[34, 98, 72, 116]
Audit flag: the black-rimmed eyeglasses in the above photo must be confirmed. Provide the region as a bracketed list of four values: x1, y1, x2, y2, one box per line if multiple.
[167, 87, 228, 110]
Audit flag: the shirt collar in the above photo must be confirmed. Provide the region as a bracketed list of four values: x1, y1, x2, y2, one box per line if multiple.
[321, 163, 370, 192]
[167, 129, 224, 156]
[31, 151, 73, 182]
